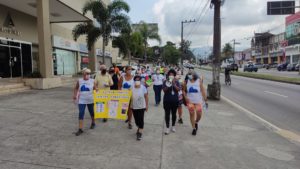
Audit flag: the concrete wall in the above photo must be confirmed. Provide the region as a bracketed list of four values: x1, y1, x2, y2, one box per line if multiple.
[0, 4, 38, 44]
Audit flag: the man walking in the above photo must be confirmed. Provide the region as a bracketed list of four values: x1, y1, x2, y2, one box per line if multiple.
[95, 64, 113, 122]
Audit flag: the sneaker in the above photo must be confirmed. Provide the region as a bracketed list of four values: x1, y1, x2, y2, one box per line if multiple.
[137, 132, 142, 141]
[195, 123, 198, 131]
[128, 123, 132, 129]
[165, 128, 170, 135]
[102, 118, 107, 123]
[192, 129, 197, 136]
[125, 119, 129, 123]
[75, 129, 83, 136]
[171, 126, 176, 133]
[90, 123, 95, 129]
[178, 118, 183, 124]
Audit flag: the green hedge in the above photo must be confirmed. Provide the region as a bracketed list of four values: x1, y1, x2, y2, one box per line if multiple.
[198, 67, 300, 85]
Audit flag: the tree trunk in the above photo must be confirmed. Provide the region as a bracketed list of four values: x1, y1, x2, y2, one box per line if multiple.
[128, 50, 131, 65]
[144, 43, 147, 63]
[102, 38, 106, 65]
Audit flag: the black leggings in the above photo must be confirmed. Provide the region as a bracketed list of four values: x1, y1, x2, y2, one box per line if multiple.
[132, 109, 145, 129]
[163, 102, 178, 128]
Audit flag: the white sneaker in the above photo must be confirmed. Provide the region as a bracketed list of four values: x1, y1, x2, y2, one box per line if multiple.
[165, 128, 170, 135]
[171, 126, 176, 133]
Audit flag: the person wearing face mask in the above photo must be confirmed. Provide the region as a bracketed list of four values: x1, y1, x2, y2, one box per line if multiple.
[109, 67, 119, 90]
[118, 66, 134, 129]
[131, 75, 149, 140]
[163, 69, 180, 134]
[182, 70, 208, 136]
[73, 68, 95, 136]
[152, 68, 165, 106]
[95, 64, 113, 122]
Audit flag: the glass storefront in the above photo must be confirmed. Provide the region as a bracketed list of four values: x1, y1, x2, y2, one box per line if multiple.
[53, 49, 76, 75]
[0, 38, 32, 78]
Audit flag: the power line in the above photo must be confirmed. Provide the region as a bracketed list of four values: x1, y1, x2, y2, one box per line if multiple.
[185, 0, 211, 40]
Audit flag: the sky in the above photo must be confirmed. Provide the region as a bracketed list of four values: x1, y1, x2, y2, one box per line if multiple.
[125, 0, 295, 55]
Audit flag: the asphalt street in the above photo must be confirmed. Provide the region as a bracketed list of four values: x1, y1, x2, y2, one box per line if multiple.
[197, 69, 300, 135]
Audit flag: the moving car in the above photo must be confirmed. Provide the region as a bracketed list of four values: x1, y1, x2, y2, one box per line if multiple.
[243, 64, 258, 72]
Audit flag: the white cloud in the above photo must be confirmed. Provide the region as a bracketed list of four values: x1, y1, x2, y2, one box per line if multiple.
[153, 0, 289, 50]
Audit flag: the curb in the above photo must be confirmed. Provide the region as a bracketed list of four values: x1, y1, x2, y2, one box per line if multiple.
[221, 95, 300, 144]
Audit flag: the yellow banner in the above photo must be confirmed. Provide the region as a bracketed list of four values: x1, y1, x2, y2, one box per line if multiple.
[93, 90, 132, 120]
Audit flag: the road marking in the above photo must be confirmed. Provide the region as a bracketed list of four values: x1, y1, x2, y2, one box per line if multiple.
[221, 95, 300, 143]
[264, 91, 288, 98]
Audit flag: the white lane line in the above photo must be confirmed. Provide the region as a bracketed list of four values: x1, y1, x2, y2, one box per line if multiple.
[221, 96, 300, 143]
[264, 91, 288, 98]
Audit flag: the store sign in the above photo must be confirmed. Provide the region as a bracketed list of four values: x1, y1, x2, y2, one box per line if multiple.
[52, 35, 80, 51]
[96, 49, 111, 57]
[79, 43, 88, 53]
[0, 13, 21, 36]
[82, 57, 89, 63]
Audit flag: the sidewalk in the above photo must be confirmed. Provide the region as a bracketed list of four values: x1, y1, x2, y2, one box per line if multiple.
[0, 85, 299, 169]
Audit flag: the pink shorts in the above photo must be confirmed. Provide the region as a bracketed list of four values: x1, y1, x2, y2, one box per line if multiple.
[187, 103, 202, 113]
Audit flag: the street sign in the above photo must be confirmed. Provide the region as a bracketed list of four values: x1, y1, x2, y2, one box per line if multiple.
[267, 1, 295, 15]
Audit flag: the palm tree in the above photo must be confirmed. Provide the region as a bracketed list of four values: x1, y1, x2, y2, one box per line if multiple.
[72, 0, 130, 64]
[112, 27, 143, 65]
[136, 21, 161, 62]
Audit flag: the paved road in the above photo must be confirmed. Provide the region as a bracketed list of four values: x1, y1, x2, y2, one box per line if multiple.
[198, 69, 300, 135]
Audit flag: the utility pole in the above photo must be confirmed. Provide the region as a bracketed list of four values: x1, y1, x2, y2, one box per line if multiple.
[208, 0, 222, 100]
[181, 19, 196, 72]
[232, 39, 240, 63]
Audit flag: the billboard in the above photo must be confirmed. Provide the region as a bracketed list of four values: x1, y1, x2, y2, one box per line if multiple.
[267, 1, 295, 15]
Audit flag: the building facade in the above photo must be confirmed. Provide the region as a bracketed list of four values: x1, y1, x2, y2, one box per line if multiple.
[0, 0, 118, 79]
[251, 11, 300, 65]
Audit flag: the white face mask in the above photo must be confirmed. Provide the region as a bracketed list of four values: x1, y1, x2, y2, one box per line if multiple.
[169, 76, 174, 81]
[135, 81, 141, 86]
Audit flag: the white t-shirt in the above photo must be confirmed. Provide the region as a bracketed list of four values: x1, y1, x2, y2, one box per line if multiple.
[131, 85, 148, 109]
[78, 78, 94, 104]
[152, 74, 165, 86]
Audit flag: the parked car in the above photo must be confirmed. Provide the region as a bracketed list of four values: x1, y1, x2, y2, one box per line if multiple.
[243, 64, 258, 72]
[227, 63, 238, 71]
[295, 64, 299, 71]
[287, 63, 297, 71]
[266, 63, 278, 69]
[277, 62, 289, 71]
[254, 63, 263, 69]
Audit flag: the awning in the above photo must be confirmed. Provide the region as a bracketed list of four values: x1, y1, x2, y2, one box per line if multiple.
[0, 0, 91, 23]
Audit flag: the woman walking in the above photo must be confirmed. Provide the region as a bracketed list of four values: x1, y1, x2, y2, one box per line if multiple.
[73, 68, 95, 136]
[183, 70, 208, 136]
[163, 69, 180, 135]
[152, 68, 165, 106]
[131, 75, 148, 140]
[118, 66, 134, 129]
